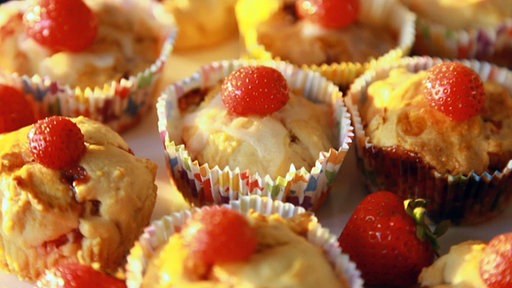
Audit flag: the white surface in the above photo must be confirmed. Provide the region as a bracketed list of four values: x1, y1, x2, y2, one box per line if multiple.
[1, 39, 511, 287]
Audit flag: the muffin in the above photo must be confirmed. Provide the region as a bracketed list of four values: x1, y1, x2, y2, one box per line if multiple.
[156, 59, 353, 211]
[235, 0, 416, 88]
[0, 0, 177, 132]
[418, 240, 488, 287]
[125, 196, 364, 288]
[401, 0, 512, 68]
[160, 0, 238, 51]
[419, 232, 512, 287]
[0, 116, 158, 281]
[346, 56, 512, 225]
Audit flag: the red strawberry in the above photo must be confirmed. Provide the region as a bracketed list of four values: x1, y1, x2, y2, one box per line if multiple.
[338, 191, 447, 287]
[28, 116, 86, 169]
[479, 232, 512, 288]
[0, 84, 36, 133]
[221, 65, 289, 116]
[24, 0, 98, 52]
[296, 0, 359, 29]
[181, 206, 257, 265]
[35, 262, 126, 288]
[423, 62, 485, 121]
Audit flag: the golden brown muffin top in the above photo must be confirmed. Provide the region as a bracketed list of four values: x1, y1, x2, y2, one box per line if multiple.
[361, 68, 512, 175]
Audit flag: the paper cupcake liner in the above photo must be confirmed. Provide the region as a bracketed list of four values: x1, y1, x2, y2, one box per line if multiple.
[156, 59, 354, 211]
[235, 0, 416, 88]
[346, 56, 512, 225]
[125, 195, 364, 288]
[0, 0, 177, 133]
[414, 17, 512, 69]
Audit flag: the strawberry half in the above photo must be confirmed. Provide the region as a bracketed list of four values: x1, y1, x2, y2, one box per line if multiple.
[423, 62, 485, 121]
[221, 65, 289, 116]
[181, 206, 257, 265]
[28, 116, 86, 169]
[479, 232, 512, 288]
[24, 0, 98, 52]
[0, 84, 36, 133]
[296, 0, 359, 29]
[338, 191, 448, 287]
[35, 262, 126, 288]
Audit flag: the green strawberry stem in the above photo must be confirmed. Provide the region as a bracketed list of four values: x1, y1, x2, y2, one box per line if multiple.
[403, 199, 449, 256]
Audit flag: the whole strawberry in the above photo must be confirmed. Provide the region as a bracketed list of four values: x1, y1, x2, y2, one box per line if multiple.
[423, 62, 485, 121]
[221, 65, 289, 116]
[338, 191, 447, 287]
[28, 116, 86, 169]
[479, 232, 512, 288]
[24, 0, 98, 52]
[296, 0, 359, 29]
[181, 205, 258, 266]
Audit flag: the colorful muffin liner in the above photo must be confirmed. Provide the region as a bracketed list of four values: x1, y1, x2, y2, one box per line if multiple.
[125, 195, 364, 288]
[0, 0, 177, 133]
[156, 59, 354, 211]
[346, 56, 512, 225]
[414, 16, 512, 68]
[235, 0, 416, 88]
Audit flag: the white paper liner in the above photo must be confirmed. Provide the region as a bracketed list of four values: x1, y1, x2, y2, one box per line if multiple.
[346, 55, 512, 224]
[125, 195, 364, 288]
[235, 0, 416, 87]
[156, 59, 354, 211]
[0, 0, 177, 132]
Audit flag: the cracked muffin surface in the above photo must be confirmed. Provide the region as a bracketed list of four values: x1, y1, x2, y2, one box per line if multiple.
[0, 116, 157, 281]
[178, 85, 334, 178]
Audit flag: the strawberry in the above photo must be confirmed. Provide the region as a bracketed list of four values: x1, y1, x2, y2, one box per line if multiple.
[338, 191, 447, 287]
[0, 84, 36, 133]
[479, 232, 512, 288]
[296, 0, 359, 29]
[35, 262, 126, 288]
[423, 62, 485, 121]
[28, 116, 86, 169]
[221, 65, 289, 116]
[24, 0, 98, 52]
[181, 206, 257, 265]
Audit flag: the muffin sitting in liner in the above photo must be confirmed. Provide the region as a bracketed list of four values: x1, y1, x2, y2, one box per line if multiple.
[346, 56, 512, 225]
[125, 196, 363, 288]
[0, 116, 158, 281]
[235, 0, 416, 88]
[418, 232, 512, 287]
[401, 0, 512, 69]
[157, 59, 353, 211]
[0, 0, 177, 132]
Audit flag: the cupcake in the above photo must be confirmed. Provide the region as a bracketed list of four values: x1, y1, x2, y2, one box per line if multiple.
[401, 0, 512, 69]
[418, 240, 488, 287]
[125, 196, 364, 288]
[345, 56, 512, 225]
[419, 232, 512, 288]
[0, 0, 177, 132]
[0, 116, 158, 281]
[160, 0, 238, 51]
[156, 59, 353, 211]
[235, 0, 416, 89]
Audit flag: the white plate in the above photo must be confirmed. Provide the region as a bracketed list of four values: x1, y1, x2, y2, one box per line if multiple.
[1, 39, 511, 287]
